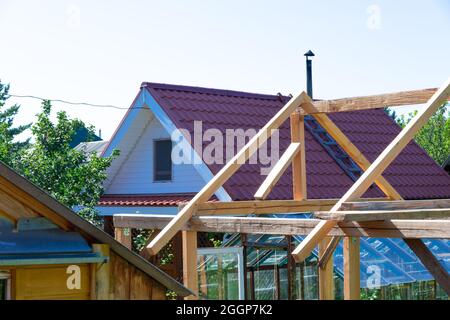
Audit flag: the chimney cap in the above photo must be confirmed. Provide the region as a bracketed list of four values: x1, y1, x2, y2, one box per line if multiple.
[304, 50, 315, 57]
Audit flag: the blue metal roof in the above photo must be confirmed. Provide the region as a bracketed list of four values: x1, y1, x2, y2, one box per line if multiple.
[0, 217, 105, 266]
[0, 217, 92, 255]
[0, 229, 92, 255]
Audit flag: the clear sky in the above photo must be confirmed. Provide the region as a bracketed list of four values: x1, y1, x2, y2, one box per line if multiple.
[1, 0, 449, 141]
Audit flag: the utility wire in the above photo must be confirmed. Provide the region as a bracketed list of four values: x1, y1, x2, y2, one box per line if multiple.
[9, 94, 134, 110]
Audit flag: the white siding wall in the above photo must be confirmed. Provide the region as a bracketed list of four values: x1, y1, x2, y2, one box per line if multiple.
[106, 116, 206, 194]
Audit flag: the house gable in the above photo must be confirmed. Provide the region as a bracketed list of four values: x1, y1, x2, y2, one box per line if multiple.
[106, 111, 206, 194]
[102, 88, 231, 201]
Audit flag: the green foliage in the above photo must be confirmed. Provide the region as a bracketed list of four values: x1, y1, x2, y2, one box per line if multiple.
[15, 100, 119, 226]
[132, 229, 153, 253]
[387, 103, 450, 165]
[360, 288, 381, 300]
[0, 80, 118, 228]
[0, 81, 31, 166]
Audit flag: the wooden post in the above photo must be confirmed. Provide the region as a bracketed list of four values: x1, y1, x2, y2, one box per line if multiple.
[290, 113, 307, 200]
[286, 235, 294, 300]
[182, 230, 198, 300]
[299, 262, 305, 300]
[250, 269, 256, 300]
[115, 227, 132, 250]
[92, 244, 111, 300]
[343, 237, 360, 300]
[318, 237, 334, 300]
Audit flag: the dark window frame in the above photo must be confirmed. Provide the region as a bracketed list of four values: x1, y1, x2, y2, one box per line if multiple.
[0, 271, 11, 300]
[153, 139, 173, 182]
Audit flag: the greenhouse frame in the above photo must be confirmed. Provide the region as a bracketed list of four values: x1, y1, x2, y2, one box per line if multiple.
[114, 78, 450, 300]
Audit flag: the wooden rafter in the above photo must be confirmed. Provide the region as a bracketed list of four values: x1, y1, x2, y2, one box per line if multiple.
[318, 236, 341, 269]
[292, 78, 450, 263]
[303, 87, 450, 114]
[299, 99, 404, 270]
[300, 106, 403, 200]
[319, 237, 334, 300]
[404, 239, 450, 295]
[146, 92, 314, 255]
[114, 214, 450, 239]
[254, 142, 301, 200]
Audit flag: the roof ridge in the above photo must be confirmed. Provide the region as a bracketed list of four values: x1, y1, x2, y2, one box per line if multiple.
[141, 82, 289, 101]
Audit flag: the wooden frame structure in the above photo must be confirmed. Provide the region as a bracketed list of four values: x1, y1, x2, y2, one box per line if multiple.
[114, 78, 450, 300]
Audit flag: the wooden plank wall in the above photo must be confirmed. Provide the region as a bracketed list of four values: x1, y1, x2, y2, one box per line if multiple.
[109, 251, 167, 300]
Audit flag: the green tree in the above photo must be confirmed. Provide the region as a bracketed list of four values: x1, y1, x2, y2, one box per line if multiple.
[387, 103, 450, 166]
[0, 81, 31, 166]
[17, 100, 119, 225]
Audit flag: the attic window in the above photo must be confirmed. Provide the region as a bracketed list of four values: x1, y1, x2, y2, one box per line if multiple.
[154, 139, 172, 181]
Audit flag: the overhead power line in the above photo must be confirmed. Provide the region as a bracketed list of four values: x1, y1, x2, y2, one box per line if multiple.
[9, 94, 133, 110]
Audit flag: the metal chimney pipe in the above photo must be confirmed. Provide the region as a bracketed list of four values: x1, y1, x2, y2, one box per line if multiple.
[304, 50, 315, 99]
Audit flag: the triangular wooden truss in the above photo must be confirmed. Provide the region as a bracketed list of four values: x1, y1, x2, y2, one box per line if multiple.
[135, 78, 450, 299]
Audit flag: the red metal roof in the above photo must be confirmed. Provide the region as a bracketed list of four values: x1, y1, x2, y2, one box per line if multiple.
[99, 193, 198, 207]
[137, 82, 450, 201]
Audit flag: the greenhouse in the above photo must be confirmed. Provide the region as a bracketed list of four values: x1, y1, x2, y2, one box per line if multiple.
[196, 214, 449, 300]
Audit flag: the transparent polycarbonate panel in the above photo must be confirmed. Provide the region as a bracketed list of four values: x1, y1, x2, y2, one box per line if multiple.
[197, 248, 244, 300]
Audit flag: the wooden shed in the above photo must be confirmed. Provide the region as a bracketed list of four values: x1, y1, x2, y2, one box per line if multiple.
[0, 162, 192, 300]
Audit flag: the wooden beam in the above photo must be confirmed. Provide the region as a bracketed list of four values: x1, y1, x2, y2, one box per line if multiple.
[194, 199, 335, 215]
[182, 231, 198, 300]
[299, 101, 403, 262]
[189, 198, 387, 216]
[404, 239, 450, 295]
[0, 177, 71, 231]
[147, 92, 313, 255]
[114, 227, 132, 250]
[290, 113, 307, 200]
[341, 199, 450, 211]
[292, 78, 450, 262]
[318, 236, 341, 269]
[304, 87, 448, 114]
[318, 237, 334, 300]
[330, 78, 450, 203]
[300, 107, 403, 200]
[315, 208, 450, 222]
[114, 214, 450, 239]
[0, 188, 38, 220]
[343, 237, 360, 300]
[255, 143, 301, 200]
